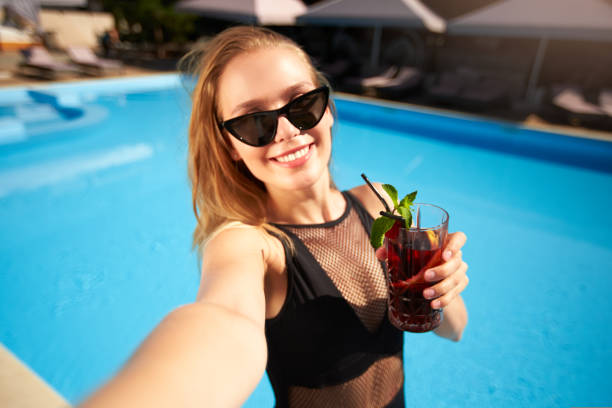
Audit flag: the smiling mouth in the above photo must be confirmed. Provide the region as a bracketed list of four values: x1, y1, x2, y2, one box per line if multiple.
[273, 144, 311, 163]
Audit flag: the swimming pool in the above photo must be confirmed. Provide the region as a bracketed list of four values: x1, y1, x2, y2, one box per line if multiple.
[1, 74, 611, 407]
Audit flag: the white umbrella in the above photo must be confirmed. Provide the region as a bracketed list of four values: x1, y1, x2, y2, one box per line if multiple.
[297, 0, 445, 67]
[175, 0, 307, 26]
[447, 0, 612, 101]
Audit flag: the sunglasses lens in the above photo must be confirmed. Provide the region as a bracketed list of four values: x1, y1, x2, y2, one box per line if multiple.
[288, 89, 328, 130]
[223, 87, 329, 147]
[227, 112, 277, 146]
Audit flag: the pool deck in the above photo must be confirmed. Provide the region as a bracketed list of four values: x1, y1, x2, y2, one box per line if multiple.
[1, 52, 609, 142]
[0, 344, 70, 408]
[0, 51, 166, 87]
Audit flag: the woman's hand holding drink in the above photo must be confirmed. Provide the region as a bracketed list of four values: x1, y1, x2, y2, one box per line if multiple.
[362, 174, 468, 333]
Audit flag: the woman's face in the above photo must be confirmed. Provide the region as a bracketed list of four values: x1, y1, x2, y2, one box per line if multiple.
[217, 47, 334, 193]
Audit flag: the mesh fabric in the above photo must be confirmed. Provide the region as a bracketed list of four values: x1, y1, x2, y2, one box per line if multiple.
[287, 353, 403, 408]
[284, 208, 403, 407]
[286, 209, 387, 332]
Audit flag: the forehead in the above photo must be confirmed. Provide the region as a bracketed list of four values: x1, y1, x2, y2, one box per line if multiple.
[217, 47, 315, 116]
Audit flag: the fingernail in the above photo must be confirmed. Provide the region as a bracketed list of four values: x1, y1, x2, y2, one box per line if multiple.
[425, 270, 436, 281]
[432, 300, 441, 309]
[443, 250, 452, 260]
[423, 289, 435, 299]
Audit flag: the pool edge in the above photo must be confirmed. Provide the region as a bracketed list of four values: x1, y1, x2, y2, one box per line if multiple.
[0, 343, 70, 408]
[335, 91, 612, 143]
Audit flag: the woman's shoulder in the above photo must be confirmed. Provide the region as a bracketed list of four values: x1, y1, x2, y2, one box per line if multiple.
[348, 183, 392, 219]
[203, 221, 284, 273]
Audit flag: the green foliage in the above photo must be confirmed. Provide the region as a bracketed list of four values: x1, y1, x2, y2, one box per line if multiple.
[397, 206, 412, 229]
[370, 216, 396, 249]
[400, 191, 417, 208]
[382, 184, 399, 208]
[102, 0, 197, 43]
[369, 184, 418, 248]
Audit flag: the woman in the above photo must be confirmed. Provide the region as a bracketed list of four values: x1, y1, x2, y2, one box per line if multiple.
[80, 26, 468, 408]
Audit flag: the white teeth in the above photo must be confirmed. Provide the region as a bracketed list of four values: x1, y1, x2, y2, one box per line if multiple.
[276, 146, 309, 163]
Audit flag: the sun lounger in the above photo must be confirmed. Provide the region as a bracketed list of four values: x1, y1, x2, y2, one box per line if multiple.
[458, 77, 510, 107]
[598, 89, 612, 116]
[550, 86, 610, 129]
[341, 65, 399, 94]
[426, 68, 480, 103]
[373, 66, 424, 98]
[373, 66, 421, 89]
[319, 58, 361, 87]
[17, 46, 78, 79]
[552, 87, 605, 115]
[427, 72, 464, 101]
[67, 46, 123, 76]
[361, 66, 399, 87]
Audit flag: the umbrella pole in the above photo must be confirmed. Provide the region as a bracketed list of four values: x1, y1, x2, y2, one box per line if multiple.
[370, 25, 382, 69]
[525, 37, 549, 104]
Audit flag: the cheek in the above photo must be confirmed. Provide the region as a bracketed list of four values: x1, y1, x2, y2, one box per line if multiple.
[316, 110, 334, 150]
[229, 137, 254, 162]
[321, 108, 334, 130]
[230, 140, 268, 173]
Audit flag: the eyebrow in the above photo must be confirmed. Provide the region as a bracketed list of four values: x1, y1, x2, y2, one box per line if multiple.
[229, 82, 314, 117]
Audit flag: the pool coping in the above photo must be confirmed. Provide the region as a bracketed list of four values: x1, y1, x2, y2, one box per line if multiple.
[0, 343, 70, 408]
[335, 91, 612, 143]
[0, 72, 182, 96]
[1, 73, 610, 173]
[1, 72, 609, 142]
[334, 93, 612, 173]
[1, 72, 609, 141]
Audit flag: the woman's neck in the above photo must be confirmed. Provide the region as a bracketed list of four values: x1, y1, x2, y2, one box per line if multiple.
[265, 175, 345, 225]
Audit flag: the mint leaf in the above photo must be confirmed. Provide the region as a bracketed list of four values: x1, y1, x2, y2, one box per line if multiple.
[363, 178, 419, 246]
[370, 216, 395, 248]
[397, 206, 412, 229]
[399, 190, 417, 208]
[382, 184, 399, 209]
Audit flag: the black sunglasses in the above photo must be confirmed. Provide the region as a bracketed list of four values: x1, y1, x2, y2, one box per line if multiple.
[219, 86, 330, 147]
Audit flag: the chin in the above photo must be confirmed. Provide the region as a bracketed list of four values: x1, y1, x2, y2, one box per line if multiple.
[281, 163, 329, 191]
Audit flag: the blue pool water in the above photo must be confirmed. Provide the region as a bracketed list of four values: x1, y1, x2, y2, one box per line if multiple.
[1, 74, 611, 407]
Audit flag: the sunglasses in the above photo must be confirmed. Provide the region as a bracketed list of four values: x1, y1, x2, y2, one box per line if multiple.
[219, 86, 330, 147]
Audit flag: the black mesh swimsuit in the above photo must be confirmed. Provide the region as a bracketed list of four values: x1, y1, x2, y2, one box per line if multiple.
[265, 191, 405, 408]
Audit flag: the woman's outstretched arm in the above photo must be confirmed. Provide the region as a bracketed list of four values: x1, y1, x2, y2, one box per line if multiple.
[79, 227, 269, 408]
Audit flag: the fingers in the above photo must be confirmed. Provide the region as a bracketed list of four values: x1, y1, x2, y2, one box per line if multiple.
[375, 247, 387, 261]
[378, 230, 469, 310]
[424, 261, 469, 309]
[442, 231, 467, 262]
[424, 250, 463, 283]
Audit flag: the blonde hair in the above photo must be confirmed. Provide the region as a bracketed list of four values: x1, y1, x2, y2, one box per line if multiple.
[180, 26, 334, 254]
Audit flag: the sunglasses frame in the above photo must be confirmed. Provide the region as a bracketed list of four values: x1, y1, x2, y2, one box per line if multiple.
[219, 86, 330, 147]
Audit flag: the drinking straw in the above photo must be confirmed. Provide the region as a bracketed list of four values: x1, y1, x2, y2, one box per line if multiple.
[361, 173, 391, 213]
[380, 211, 405, 222]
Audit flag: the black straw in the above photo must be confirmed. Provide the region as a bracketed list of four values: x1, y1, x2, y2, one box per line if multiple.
[380, 211, 404, 222]
[361, 173, 391, 213]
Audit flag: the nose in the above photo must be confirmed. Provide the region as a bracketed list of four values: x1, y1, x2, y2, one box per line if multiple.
[274, 114, 300, 143]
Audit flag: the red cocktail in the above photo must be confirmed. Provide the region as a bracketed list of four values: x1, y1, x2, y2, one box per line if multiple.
[385, 203, 448, 333]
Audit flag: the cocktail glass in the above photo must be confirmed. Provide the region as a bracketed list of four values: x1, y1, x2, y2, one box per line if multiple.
[385, 203, 448, 333]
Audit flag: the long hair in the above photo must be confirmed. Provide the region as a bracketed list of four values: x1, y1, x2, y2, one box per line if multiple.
[179, 26, 334, 255]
